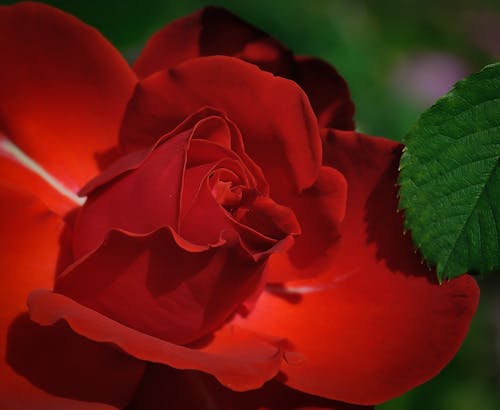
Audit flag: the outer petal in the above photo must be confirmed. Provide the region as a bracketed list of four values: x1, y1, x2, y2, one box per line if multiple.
[0, 183, 145, 409]
[132, 7, 355, 129]
[133, 7, 294, 79]
[234, 130, 479, 404]
[0, 139, 76, 216]
[120, 56, 321, 193]
[0, 2, 136, 191]
[127, 364, 373, 410]
[28, 290, 282, 392]
[293, 57, 355, 130]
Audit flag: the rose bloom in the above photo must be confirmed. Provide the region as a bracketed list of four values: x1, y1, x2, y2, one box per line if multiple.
[0, 3, 479, 410]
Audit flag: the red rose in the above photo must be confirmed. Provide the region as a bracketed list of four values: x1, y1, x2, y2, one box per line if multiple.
[0, 3, 479, 409]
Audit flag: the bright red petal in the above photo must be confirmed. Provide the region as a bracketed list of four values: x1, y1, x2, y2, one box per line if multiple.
[234, 130, 479, 404]
[133, 7, 293, 79]
[127, 364, 373, 410]
[28, 290, 281, 392]
[0, 184, 144, 409]
[0, 2, 136, 192]
[0, 143, 76, 216]
[294, 56, 355, 130]
[121, 56, 321, 194]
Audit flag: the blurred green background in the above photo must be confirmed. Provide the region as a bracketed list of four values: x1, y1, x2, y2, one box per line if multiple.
[2, 0, 499, 408]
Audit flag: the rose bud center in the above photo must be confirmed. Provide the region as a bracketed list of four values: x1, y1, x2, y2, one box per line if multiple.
[54, 108, 300, 345]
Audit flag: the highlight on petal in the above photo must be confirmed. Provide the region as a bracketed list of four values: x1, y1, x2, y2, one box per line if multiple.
[0, 139, 77, 216]
[233, 130, 479, 405]
[0, 183, 144, 409]
[0, 2, 137, 192]
[127, 363, 374, 410]
[133, 6, 294, 79]
[120, 56, 322, 193]
[28, 289, 282, 392]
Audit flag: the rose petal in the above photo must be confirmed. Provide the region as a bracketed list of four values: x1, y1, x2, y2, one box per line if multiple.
[120, 56, 321, 193]
[233, 130, 479, 404]
[127, 363, 373, 410]
[28, 290, 282, 392]
[294, 56, 355, 130]
[75, 108, 274, 257]
[0, 142, 76, 216]
[0, 2, 136, 192]
[77, 112, 237, 255]
[57, 226, 266, 345]
[180, 163, 267, 249]
[79, 107, 231, 196]
[181, 166, 298, 257]
[73, 130, 190, 258]
[133, 7, 294, 79]
[132, 7, 355, 131]
[0, 184, 144, 409]
[266, 165, 347, 282]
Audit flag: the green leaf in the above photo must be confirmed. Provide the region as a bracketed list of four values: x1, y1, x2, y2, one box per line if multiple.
[398, 63, 500, 281]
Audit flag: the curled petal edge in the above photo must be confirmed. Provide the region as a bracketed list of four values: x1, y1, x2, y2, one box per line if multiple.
[28, 289, 283, 392]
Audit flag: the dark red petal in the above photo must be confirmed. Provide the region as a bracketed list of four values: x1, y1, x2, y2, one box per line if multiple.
[127, 364, 373, 410]
[293, 57, 355, 130]
[76, 108, 272, 257]
[180, 164, 249, 246]
[79, 107, 229, 196]
[0, 184, 144, 409]
[181, 166, 298, 257]
[121, 56, 321, 193]
[133, 7, 293, 79]
[58, 227, 265, 346]
[266, 166, 347, 282]
[186, 115, 268, 193]
[73, 130, 189, 258]
[236, 196, 301, 241]
[75, 110, 218, 258]
[0, 2, 136, 191]
[28, 290, 282, 392]
[234, 130, 479, 404]
[133, 7, 355, 134]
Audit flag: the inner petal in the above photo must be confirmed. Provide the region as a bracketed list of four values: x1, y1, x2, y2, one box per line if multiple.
[211, 177, 243, 208]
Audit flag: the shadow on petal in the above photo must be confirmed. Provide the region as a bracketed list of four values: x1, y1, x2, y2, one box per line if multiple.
[126, 363, 373, 410]
[364, 146, 437, 283]
[6, 313, 144, 407]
